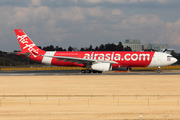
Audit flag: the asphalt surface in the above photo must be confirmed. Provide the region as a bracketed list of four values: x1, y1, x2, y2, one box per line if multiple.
[0, 70, 180, 76]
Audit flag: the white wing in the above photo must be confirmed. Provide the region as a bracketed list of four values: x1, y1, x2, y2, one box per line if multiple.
[40, 55, 118, 64]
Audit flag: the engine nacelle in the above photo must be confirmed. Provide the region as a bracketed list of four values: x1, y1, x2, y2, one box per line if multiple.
[91, 63, 112, 72]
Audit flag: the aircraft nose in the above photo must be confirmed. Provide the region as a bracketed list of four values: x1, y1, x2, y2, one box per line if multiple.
[172, 57, 177, 64]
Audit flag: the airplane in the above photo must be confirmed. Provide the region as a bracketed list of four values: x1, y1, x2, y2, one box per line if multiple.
[13, 29, 177, 73]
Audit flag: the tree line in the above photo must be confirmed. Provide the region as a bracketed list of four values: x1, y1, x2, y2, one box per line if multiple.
[0, 51, 41, 66]
[0, 42, 131, 66]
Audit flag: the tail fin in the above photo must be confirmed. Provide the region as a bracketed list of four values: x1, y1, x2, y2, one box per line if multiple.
[14, 29, 45, 56]
[14, 29, 45, 61]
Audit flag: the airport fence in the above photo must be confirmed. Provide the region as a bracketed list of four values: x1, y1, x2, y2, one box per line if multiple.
[1, 94, 180, 106]
[0, 65, 180, 71]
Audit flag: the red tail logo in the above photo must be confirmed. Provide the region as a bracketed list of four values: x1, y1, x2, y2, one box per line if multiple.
[14, 29, 40, 57]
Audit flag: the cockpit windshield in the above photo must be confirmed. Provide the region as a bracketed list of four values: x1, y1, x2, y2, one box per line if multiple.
[167, 56, 173, 57]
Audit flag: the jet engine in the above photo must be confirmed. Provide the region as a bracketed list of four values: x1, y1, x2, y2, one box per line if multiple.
[91, 63, 112, 72]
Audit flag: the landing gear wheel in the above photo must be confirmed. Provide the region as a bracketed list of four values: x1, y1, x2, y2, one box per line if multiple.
[157, 69, 162, 73]
[81, 70, 92, 73]
[81, 70, 86, 73]
[92, 70, 102, 73]
[157, 66, 162, 73]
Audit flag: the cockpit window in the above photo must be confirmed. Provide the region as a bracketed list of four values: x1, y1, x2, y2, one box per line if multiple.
[167, 56, 173, 57]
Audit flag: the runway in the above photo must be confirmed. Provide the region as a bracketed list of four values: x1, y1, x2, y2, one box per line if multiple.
[0, 69, 180, 76]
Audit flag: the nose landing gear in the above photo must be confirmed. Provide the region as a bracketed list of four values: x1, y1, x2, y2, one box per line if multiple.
[157, 66, 162, 73]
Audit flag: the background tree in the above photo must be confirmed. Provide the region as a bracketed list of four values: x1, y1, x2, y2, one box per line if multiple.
[117, 42, 123, 51]
[88, 45, 93, 51]
[95, 46, 99, 51]
[99, 44, 105, 51]
[171, 51, 180, 64]
[80, 47, 84, 51]
[68, 46, 73, 51]
[124, 46, 132, 51]
[49, 45, 55, 51]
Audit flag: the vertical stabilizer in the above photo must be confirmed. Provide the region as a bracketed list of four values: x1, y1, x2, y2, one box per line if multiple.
[14, 29, 40, 53]
[14, 29, 45, 62]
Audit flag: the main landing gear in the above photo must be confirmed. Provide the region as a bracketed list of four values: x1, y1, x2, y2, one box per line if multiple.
[157, 66, 162, 73]
[92, 70, 102, 73]
[81, 70, 91, 73]
[81, 70, 102, 73]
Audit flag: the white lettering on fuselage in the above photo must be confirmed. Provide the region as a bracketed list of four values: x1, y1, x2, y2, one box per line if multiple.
[124, 54, 130, 61]
[84, 53, 150, 61]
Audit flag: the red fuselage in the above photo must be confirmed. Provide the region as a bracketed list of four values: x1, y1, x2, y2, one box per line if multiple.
[40, 51, 155, 68]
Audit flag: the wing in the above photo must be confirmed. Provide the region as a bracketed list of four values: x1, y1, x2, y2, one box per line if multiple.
[40, 55, 118, 64]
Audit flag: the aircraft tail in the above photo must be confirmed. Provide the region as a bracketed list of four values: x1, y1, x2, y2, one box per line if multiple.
[14, 29, 42, 53]
[14, 29, 45, 61]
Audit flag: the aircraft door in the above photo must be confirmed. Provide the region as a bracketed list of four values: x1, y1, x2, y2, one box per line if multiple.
[156, 54, 162, 65]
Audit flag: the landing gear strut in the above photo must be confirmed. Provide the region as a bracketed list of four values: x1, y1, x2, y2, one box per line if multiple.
[157, 66, 162, 73]
[81, 70, 102, 73]
[80, 63, 92, 73]
[81, 70, 91, 73]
